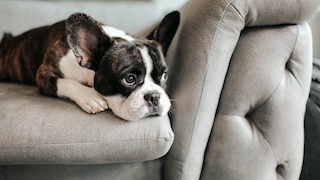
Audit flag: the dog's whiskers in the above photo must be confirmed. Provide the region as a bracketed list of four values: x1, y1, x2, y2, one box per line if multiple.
[167, 98, 175, 117]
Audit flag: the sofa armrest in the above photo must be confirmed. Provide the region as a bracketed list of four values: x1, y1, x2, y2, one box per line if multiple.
[235, 0, 320, 26]
[201, 22, 312, 180]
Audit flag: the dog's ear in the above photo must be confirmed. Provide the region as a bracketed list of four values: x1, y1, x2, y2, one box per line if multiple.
[66, 13, 112, 70]
[147, 11, 180, 56]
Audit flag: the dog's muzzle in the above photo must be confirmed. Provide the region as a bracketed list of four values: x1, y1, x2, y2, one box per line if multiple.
[144, 91, 162, 115]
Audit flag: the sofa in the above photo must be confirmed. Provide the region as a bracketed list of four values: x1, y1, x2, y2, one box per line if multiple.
[1, 0, 320, 179]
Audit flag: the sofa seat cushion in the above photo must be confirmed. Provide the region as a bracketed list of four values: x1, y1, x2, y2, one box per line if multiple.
[0, 83, 174, 165]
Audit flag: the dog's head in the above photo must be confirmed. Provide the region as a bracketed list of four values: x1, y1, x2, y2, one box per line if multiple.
[66, 12, 180, 121]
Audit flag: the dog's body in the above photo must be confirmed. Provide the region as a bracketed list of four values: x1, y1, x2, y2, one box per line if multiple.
[0, 12, 180, 121]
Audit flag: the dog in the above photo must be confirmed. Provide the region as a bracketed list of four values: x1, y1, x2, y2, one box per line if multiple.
[0, 11, 180, 121]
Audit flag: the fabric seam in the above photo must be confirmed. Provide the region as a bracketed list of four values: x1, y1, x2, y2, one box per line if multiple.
[182, 1, 243, 179]
[0, 137, 174, 148]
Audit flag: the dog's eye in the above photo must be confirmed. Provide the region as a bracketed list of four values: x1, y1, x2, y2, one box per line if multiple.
[160, 72, 168, 83]
[122, 74, 136, 86]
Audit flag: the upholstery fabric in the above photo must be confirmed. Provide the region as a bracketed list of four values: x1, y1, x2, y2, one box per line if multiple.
[164, 0, 318, 179]
[233, 0, 320, 26]
[201, 23, 312, 180]
[0, 83, 174, 164]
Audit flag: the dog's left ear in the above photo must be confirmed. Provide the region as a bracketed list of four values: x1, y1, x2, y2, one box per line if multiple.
[66, 13, 112, 70]
[147, 11, 180, 56]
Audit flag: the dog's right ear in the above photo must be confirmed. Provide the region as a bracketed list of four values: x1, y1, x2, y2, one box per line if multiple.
[147, 11, 180, 56]
[66, 13, 112, 70]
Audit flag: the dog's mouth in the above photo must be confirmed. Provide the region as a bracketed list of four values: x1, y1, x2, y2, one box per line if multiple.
[146, 105, 161, 117]
[103, 88, 171, 121]
[143, 92, 164, 116]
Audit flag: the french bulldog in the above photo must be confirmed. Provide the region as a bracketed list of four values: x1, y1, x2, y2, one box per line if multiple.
[0, 11, 180, 121]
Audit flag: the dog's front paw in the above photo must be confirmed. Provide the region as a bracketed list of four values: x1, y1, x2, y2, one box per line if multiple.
[76, 91, 108, 114]
[57, 79, 108, 114]
[72, 88, 108, 114]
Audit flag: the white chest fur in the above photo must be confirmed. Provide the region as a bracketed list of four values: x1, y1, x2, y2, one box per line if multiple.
[59, 50, 95, 87]
[57, 50, 108, 114]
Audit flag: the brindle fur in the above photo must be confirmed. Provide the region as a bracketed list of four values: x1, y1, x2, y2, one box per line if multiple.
[0, 21, 67, 96]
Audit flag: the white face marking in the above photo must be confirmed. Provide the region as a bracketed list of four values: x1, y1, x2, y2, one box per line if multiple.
[104, 46, 171, 121]
[102, 26, 135, 42]
[59, 42, 170, 121]
[59, 50, 95, 87]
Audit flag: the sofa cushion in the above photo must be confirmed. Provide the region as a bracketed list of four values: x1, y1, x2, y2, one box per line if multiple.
[0, 83, 174, 164]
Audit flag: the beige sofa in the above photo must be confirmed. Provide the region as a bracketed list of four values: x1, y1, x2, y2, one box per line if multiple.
[1, 0, 320, 179]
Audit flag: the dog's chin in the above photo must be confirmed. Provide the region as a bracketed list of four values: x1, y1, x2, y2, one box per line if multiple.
[105, 95, 171, 121]
[121, 106, 166, 121]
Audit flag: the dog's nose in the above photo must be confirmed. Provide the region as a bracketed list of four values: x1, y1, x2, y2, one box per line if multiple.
[144, 92, 160, 106]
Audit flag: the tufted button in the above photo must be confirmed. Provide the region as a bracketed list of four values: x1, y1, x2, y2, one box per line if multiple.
[276, 164, 285, 177]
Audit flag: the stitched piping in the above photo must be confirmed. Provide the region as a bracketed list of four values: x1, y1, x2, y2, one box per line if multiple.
[0, 137, 174, 147]
[286, 24, 303, 89]
[180, 1, 244, 179]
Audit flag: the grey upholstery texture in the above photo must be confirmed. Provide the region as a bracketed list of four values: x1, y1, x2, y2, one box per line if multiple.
[1, 0, 320, 180]
[0, 83, 174, 164]
[201, 23, 312, 180]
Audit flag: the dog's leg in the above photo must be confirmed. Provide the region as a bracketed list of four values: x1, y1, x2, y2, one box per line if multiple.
[56, 78, 108, 113]
[36, 63, 63, 97]
[36, 63, 108, 114]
